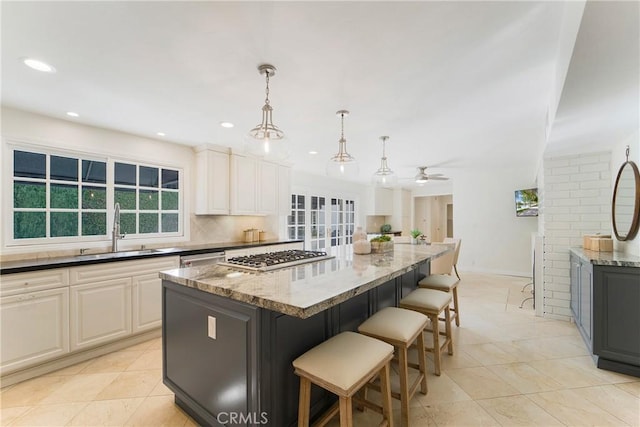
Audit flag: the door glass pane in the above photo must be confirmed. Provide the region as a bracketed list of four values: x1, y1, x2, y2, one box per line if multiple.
[50, 156, 78, 182]
[140, 213, 159, 233]
[120, 213, 136, 234]
[51, 212, 78, 237]
[82, 186, 106, 209]
[139, 166, 159, 188]
[115, 162, 137, 185]
[115, 188, 136, 209]
[139, 190, 158, 210]
[14, 212, 46, 238]
[162, 169, 179, 189]
[50, 184, 78, 209]
[162, 191, 178, 210]
[82, 212, 106, 235]
[14, 151, 46, 179]
[161, 213, 179, 232]
[14, 181, 46, 208]
[82, 160, 106, 183]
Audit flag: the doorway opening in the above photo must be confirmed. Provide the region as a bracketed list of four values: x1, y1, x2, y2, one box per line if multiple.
[413, 195, 453, 243]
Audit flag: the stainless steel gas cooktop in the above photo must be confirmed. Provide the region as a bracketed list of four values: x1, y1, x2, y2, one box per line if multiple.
[218, 250, 334, 272]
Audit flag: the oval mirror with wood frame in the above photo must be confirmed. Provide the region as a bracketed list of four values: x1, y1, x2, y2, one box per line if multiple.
[612, 146, 640, 241]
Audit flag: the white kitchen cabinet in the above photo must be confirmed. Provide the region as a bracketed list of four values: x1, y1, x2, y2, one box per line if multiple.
[278, 164, 291, 215]
[258, 160, 279, 215]
[366, 187, 393, 216]
[0, 287, 69, 374]
[194, 145, 230, 215]
[0, 268, 69, 297]
[70, 278, 132, 351]
[230, 153, 259, 215]
[132, 273, 164, 333]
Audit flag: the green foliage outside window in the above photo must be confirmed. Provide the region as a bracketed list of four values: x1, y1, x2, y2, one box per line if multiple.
[115, 188, 136, 209]
[14, 182, 46, 208]
[82, 213, 106, 236]
[162, 213, 179, 232]
[139, 213, 158, 233]
[139, 190, 158, 210]
[120, 213, 136, 235]
[50, 184, 78, 209]
[51, 212, 78, 237]
[162, 191, 178, 210]
[14, 212, 46, 238]
[82, 187, 106, 209]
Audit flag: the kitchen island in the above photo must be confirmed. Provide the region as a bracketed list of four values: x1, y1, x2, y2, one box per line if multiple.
[160, 244, 450, 427]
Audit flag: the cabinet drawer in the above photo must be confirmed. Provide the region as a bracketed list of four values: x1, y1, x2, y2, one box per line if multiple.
[1, 269, 69, 296]
[70, 256, 179, 284]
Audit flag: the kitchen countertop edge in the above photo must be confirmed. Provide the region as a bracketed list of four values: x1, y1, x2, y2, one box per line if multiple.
[570, 247, 640, 267]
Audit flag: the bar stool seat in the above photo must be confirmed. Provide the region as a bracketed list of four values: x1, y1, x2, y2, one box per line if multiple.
[418, 274, 461, 326]
[358, 307, 428, 427]
[293, 331, 394, 427]
[399, 289, 454, 376]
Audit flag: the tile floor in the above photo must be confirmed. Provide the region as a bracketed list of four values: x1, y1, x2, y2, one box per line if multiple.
[1, 272, 638, 426]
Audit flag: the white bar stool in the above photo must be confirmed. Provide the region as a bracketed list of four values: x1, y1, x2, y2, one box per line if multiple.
[399, 288, 454, 376]
[358, 307, 429, 427]
[293, 331, 394, 427]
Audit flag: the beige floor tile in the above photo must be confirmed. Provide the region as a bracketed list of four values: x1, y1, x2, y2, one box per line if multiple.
[126, 350, 162, 372]
[122, 340, 155, 353]
[423, 400, 500, 426]
[459, 343, 521, 366]
[95, 370, 162, 400]
[39, 373, 120, 405]
[415, 372, 472, 405]
[43, 360, 93, 377]
[486, 363, 565, 394]
[445, 367, 519, 400]
[477, 395, 564, 426]
[0, 375, 70, 407]
[438, 348, 483, 370]
[568, 356, 639, 384]
[528, 389, 631, 426]
[616, 381, 640, 397]
[392, 405, 436, 427]
[9, 402, 88, 426]
[527, 358, 609, 388]
[80, 350, 146, 374]
[147, 337, 162, 350]
[149, 379, 174, 397]
[0, 406, 30, 425]
[68, 397, 145, 426]
[570, 384, 640, 426]
[124, 395, 188, 426]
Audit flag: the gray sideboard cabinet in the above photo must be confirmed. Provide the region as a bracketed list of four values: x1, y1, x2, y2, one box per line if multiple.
[569, 249, 640, 377]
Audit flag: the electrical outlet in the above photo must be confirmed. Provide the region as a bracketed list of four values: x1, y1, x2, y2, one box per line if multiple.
[208, 316, 216, 339]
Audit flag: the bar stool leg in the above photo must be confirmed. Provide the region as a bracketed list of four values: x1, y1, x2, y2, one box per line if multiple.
[298, 377, 311, 427]
[339, 396, 354, 427]
[445, 307, 454, 355]
[452, 287, 460, 326]
[430, 313, 442, 376]
[417, 332, 428, 395]
[398, 346, 409, 427]
[379, 362, 393, 427]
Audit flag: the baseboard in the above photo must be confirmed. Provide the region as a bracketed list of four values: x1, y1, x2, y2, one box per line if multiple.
[457, 266, 531, 278]
[1, 329, 161, 387]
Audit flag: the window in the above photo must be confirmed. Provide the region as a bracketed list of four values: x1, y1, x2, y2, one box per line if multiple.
[287, 194, 306, 240]
[10, 147, 182, 244]
[13, 150, 107, 239]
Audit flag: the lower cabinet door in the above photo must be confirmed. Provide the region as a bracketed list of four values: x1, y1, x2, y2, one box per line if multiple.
[0, 288, 70, 374]
[132, 273, 162, 333]
[70, 278, 132, 351]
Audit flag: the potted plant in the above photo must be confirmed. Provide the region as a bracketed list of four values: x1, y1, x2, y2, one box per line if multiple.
[410, 229, 422, 245]
[370, 235, 394, 253]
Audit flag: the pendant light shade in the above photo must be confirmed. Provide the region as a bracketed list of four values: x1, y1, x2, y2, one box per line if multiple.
[249, 64, 284, 155]
[327, 110, 358, 178]
[372, 135, 397, 188]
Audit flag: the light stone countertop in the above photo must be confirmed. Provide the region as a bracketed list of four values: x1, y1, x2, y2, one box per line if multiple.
[160, 243, 452, 318]
[570, 247, 640, 267]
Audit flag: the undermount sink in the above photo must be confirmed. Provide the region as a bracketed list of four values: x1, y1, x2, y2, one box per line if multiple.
[74, 248, 172, 260]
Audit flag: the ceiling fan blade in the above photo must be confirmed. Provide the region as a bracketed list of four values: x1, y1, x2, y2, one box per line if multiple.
[427, 173, 444, 177]
[427, 176, 449, 181]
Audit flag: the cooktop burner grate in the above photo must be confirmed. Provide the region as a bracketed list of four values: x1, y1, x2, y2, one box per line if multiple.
[218, 250, 334, 271]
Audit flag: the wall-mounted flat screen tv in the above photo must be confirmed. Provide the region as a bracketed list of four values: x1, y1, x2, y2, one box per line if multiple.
[515, 188, 538, 217]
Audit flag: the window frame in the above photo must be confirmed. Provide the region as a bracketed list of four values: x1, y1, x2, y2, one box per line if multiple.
[4, 141, 184, 248]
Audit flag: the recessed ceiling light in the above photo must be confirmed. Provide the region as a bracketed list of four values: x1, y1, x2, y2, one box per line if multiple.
[157, 132, 166, 137]
[220, 122, 234, 128]
[309, 151, 318, 155]
[23, 58, 56, 73]
[66, 111, 79, 117]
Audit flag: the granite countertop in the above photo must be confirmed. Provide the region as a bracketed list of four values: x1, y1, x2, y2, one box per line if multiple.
[0, 239, 303, 275]
[160, 243, 451, 319]
[570, 247, 640, 267]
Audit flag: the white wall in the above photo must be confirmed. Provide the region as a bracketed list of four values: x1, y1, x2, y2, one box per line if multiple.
[451, 166, 538, 276]
[0, 107, 277, 257]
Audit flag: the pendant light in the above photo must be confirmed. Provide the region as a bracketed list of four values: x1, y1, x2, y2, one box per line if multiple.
[372, 136, 397, 187]
[249, 64, 284, 154]
[327, 110, 358, 178]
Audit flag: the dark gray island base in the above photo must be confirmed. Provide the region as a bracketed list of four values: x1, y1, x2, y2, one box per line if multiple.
[160, 245, 448, 426]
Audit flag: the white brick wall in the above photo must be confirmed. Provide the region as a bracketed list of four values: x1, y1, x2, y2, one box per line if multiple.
[542, 151, 611, 321]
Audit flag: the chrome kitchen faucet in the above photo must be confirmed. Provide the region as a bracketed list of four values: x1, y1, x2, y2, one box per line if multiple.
[111, 202, 125, 252]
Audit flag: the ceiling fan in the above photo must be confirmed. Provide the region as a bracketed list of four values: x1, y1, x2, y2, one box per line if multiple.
[414, 166, 449, 183]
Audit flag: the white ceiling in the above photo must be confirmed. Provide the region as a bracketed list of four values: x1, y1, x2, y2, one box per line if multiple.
[2, 1, 637, 186]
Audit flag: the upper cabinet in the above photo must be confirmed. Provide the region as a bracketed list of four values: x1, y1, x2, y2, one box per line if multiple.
[194, 145, 230, 215]
[365, 187, 393, 216]
[230, 152, 259, 215]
